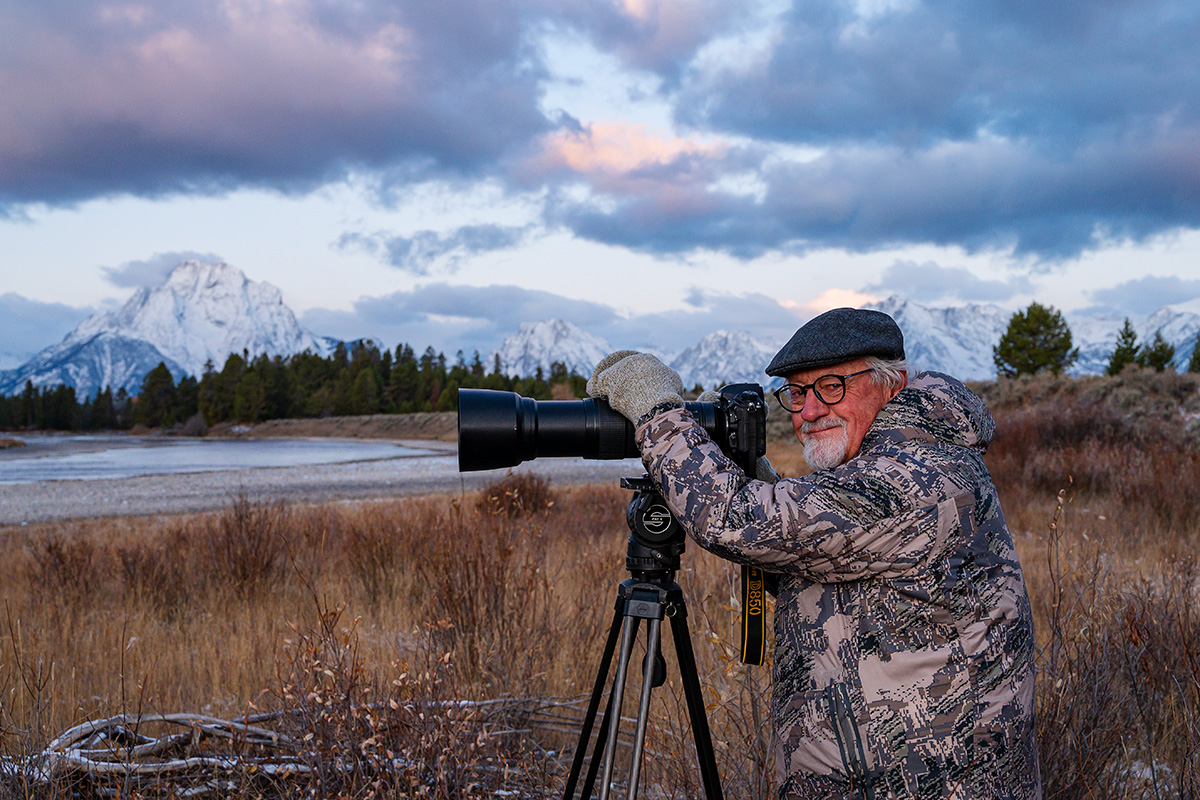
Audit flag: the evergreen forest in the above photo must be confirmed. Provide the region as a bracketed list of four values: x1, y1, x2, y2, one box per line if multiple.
[0, 341, 588, 432]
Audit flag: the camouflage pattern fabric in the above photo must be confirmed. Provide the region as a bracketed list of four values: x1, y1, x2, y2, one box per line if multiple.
[636, 372, 1040, 799]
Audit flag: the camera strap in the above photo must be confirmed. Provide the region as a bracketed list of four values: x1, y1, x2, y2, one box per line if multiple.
[739, 565, 767, 665]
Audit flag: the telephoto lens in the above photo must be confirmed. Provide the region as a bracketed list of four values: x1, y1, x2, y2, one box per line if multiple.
[456, 389, 720, 472]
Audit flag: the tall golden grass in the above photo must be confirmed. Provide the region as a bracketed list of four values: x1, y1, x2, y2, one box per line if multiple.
[2, 376, 1198, 798]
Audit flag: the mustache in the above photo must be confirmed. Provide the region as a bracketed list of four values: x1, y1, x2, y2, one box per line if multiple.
[801, 418, 846, 434]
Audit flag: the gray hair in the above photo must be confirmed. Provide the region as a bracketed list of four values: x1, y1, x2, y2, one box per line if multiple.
[863, 356, 911, 391]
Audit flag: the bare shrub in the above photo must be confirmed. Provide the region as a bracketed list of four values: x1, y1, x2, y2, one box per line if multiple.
[341, 500, 448, 607]
[1116, 559, 1200, 797]
[201, 493, 291, 595]
[1034, 489, 1129, 799]
[342, 519, 402, 608]
[476, 471, 555, 517]
[417, 499, 554, 694]
[179, 412, 208, 437]
[271, 594, 547, 798]
[27, 534, 104, 607]
[117, 526, 196, 618]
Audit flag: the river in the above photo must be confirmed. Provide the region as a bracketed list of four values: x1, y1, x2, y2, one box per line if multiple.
[0, 433, 431, 484]
[0, 433, 645, 524]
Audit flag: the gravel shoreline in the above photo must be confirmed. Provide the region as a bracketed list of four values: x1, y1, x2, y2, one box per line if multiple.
[0, 438, 646, 525]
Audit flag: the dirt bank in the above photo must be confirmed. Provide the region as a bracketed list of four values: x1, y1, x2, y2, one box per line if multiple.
[206, 412, 456, 441]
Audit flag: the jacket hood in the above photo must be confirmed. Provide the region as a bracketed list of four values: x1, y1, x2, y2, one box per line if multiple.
[862, 371, 995, 453]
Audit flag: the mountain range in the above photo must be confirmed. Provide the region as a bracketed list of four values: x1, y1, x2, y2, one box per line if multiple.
[5, 260, 1200, 398]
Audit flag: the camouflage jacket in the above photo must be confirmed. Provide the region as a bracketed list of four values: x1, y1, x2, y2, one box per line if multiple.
[636, 373, 1040, 800]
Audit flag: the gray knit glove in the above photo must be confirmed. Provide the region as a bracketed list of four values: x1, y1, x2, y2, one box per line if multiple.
[587, 350, 685, 424]
[698, 389, 779, 483]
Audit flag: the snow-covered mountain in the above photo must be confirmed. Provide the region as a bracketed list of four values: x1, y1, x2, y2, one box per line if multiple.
[1141, 299, 1200, 369]
[490, 320, 612, 378]
[12, 264, 1200, 402]
[497, 298, 1200, 390]
[1, 262, 332, 398]
[0, 333, 189, 398]
[670, 331, 777, 390]
[868, 296, 1012, 381]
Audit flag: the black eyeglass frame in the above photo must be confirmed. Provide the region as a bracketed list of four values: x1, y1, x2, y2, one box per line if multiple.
[772, 367, 875, 412]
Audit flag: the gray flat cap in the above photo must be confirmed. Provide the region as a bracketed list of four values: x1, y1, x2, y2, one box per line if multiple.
[766, 307, 905, 377]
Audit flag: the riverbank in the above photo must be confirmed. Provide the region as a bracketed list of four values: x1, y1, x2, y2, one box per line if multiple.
[0, 440, 647, 525]
[206, 412, 456, 440]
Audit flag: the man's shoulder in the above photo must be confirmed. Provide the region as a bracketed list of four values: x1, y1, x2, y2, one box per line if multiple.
[868, 371, 995, 452]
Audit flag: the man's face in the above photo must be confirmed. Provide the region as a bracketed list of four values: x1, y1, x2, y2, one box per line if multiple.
[784, 358, 904, 470]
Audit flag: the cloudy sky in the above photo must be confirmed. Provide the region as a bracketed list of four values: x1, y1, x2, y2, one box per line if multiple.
[3, 0, 1200, 367]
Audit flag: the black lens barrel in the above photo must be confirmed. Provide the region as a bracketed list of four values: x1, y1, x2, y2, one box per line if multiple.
[457, 389, 717, 472]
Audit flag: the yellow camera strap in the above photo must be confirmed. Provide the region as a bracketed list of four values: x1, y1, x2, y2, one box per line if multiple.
[739, 565, 767, 665]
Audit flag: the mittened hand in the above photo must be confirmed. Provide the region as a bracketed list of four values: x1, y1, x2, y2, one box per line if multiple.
[587, 351, 685, 424]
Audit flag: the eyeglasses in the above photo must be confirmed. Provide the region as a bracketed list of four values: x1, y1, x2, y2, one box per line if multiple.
[772, 368, 874, 412]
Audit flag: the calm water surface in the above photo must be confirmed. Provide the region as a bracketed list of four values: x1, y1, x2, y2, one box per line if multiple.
[0, 435, 434, 484]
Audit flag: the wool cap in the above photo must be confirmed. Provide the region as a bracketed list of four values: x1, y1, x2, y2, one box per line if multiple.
[766, 307, 905, 377]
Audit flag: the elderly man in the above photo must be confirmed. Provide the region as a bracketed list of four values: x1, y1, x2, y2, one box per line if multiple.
[587, 308, 1040, 800]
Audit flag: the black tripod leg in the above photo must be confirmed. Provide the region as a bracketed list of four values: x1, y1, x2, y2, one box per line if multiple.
[563, 606, 624, 800]
[670, 611, 725, 800]
[598, 613, 641, 800]
[579, 688, 617, 800]
[626, 616, 662, 799]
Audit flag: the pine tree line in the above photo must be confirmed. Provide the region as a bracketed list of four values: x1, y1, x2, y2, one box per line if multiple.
[993, 302, 1200, 378]
[0, 341, 588, 432]
[0, 383, 132, 431]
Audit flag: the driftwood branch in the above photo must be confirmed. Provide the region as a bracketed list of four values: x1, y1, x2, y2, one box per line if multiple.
[6, 697, 597, 795]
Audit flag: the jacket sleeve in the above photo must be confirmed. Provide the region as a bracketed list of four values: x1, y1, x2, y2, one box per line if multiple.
[636, 407, 970, 583]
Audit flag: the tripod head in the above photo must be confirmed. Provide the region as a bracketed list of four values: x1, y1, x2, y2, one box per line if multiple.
[621, 476, 685, 583]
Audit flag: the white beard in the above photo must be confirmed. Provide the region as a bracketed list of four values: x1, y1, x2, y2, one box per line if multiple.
[802, 419, 849, 471]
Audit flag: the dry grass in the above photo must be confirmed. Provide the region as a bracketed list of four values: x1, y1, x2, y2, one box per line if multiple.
[2, 383, 1199, 797]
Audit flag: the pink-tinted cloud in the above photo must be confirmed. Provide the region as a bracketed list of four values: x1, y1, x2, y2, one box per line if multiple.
[540, 121, 721, 174]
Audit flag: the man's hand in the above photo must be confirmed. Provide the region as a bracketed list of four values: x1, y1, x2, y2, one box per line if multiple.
[587, 350, 684, 424]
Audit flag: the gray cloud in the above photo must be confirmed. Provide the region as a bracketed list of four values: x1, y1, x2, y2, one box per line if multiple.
[1090, 275, 1200, 316]
[4, 0, 1199, 262]
[675, 0, 1200, 148]
[549, 129, 1200, 260]
[548, 2, 746, 83]
[336, 225, 533, 275]
[299, 283, 619, 357]
[298, 283, 803, 358]
[0, 294, 93, 369]
[101, 251, 225, 288]
[866, 260, 1033, 304]
[0, 1, 548, 207]
[548, 0, 1200, 259]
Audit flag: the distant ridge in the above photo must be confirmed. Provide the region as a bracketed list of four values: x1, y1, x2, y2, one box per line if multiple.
[1, 262, 332, 398]
[486, 298, 1200, 390]
[10, 268, 1200, 399]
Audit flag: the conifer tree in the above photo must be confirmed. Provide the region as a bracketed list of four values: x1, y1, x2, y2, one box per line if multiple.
[1137, 329, 1175, 372]
[1106, 319, 1140, 375]
[993, 302, 1079, 378]
[134, 362, 177, 427]
[388, 344, 419, 412]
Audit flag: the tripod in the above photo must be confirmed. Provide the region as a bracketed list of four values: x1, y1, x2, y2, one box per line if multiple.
[561, 476, 724, 800]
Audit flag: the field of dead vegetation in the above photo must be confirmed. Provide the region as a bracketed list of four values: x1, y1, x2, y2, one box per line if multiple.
[1, 369, 1198, 798]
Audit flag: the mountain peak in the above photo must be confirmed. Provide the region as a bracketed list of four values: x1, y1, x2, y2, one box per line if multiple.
[165, 260, 248, 289]
[491, 319, 611, 377]
[2, 261, 330, 397]
[670, 330, 776, 390]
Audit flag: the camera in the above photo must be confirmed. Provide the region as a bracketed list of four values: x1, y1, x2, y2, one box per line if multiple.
[457, 383, 767, 473]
